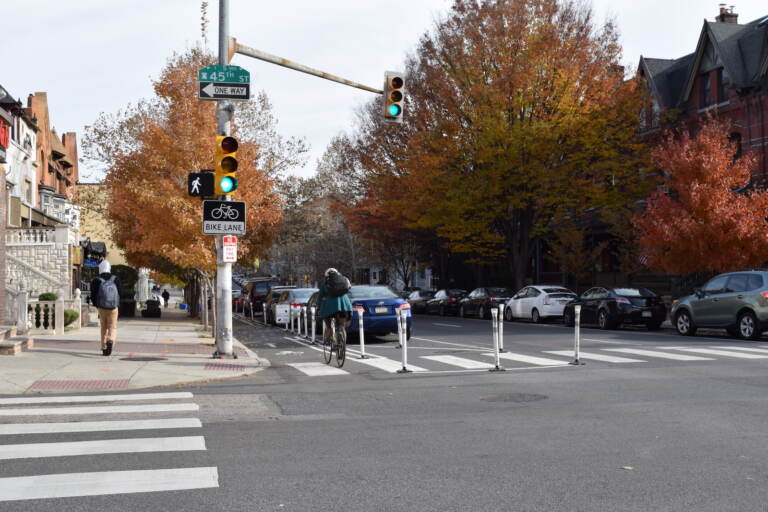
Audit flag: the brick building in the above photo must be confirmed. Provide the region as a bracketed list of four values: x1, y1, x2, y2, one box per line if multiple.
[639, 6, 768, 180]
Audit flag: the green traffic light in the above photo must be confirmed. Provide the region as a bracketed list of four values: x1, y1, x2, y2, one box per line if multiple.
[388, 104, 402, 117]
[220, 176, 237, 193]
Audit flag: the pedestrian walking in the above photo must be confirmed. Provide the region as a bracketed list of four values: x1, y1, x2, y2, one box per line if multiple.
[162, 289, 170, 308]
[90, 260, 123, 356]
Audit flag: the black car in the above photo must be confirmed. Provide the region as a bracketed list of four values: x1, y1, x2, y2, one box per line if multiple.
[407, 290, 436, 313]
[563, 287, 667, 330]
[459, 287, 515, 319]
[243, 278, 282, 314]
[426, 289, 467, 316]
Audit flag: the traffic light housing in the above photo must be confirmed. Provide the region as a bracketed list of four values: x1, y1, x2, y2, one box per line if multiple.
[214, 135, 238, 195]
[383, 71, 405, 123]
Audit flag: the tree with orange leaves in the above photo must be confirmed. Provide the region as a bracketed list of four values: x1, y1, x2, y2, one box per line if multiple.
[634, 119, 768, 274]
[81, 47, 307, 281]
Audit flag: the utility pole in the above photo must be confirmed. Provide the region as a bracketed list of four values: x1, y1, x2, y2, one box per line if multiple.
[215, 0, 234, 357]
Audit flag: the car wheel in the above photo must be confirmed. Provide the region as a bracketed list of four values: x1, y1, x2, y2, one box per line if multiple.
[675, 310, 697, 336]
[478, 306, 485, 319]
[563, 310, 574, 327]
[532, 308, 541, 324]
[459, 306, 465, 318]
[598, 309, 615, 330]
[738, 311, 760, 340]
[505, 307, 513, 322]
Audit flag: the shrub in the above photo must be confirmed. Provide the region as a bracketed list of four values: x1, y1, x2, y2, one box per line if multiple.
[64, 309, 80, 327]
[38, 292, 58, 301]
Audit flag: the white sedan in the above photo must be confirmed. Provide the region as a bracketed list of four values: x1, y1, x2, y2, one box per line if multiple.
[505, 285, 577, 323]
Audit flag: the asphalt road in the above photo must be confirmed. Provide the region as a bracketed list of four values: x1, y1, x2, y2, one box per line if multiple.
[3, 312, 768, 511]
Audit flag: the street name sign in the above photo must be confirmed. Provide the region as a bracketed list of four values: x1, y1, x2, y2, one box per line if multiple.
[223, 235, 238, 263]
[188, 172, 214, 197]
[198, 65, 251, 101]
[198, 65, 250, 83]
[202, 200, 246, 235]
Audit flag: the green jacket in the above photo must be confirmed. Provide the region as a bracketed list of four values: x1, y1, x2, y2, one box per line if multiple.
[318, 283, 352, 318]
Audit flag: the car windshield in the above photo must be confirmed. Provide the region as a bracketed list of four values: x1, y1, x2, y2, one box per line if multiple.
[547, 293, 575, 298]
[448, 289, 466, 297]
[613, 288, 654, 297]
[420, 291, 435, 298]
[487, 288, 513, 296]
[292, 289, 317, 299]
[349, 286, 399, 299]
[543, 287, 572, 293]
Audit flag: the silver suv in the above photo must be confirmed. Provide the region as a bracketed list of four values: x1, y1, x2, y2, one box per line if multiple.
[671, 270, 768, 339]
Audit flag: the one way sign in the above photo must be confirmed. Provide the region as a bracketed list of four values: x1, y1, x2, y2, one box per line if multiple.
[199, 82, 250, 101]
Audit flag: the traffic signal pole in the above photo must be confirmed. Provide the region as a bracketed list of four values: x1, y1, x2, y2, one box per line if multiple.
[215, 0, 234, 357]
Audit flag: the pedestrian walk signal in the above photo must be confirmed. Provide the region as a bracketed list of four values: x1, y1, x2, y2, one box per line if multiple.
[188, 172, 214, 197]
[383, 71, 405, 123]
[214, 136, 238, 195]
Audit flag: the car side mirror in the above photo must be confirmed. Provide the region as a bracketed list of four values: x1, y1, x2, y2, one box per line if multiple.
[694, 288, 704, 298]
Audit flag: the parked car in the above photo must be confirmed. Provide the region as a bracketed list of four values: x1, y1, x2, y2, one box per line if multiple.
[505, 285, 576, 323]
[272, 288, 317, 326]
[563, 287, 666, 330]
[459, 287, 515, 319]
[407, 290, 436, 313]
[264, 285, 296, 324]
[242, 278, 282, 315]
[671, 270, 768, 339]
[426, 289, 468, 316]
[307, 285, 412, 340]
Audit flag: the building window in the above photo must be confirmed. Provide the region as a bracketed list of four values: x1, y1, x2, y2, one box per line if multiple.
[730, 132, 743, 160]
[700, 73, 711, 108]
[716, 68, 725, 103]
[23, 180, 32, 204]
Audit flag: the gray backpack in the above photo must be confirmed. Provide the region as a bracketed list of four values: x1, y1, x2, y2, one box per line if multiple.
[97, 276, 120, 310]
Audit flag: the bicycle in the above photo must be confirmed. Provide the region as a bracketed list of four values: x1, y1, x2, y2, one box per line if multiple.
[322, 312, 346, 368]
[211, 204, 240, 220]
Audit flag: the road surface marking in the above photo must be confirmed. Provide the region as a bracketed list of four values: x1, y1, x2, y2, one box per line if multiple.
[287, 362, 348, 376]
[712, 346, 768, 355]
[266, 343, 277, 348]
[0, 392, 193, 406]
[432, 323, 461, 328]
[420, 355, 493, 369]
[0, 467, 219, 502]
[353, 356, 427, 373]
[604, 348, 714, 361]
[0, 418, 202, 436]
[544, 350, 646, 363]
[483, 352, 569, 366]
[0, 436, 207, 460]
[0, 403, 199, 417]
[661, 347, 768, 359]
[411, 337, 489, 351]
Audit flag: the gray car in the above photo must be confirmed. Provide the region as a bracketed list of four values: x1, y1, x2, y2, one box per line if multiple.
[671, 270, 768, 339]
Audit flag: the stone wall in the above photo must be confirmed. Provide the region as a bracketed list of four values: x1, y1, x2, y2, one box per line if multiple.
[6, 227, 70, 299]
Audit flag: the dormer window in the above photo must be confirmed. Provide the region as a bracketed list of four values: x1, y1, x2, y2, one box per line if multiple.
[716, 68, 725, 103]
[699, 73, 711, 108]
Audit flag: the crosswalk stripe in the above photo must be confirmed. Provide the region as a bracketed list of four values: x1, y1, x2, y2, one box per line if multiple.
[712, 346, 768, 355]
[353, 356, 427, 373]
[287, 362, 348, 376]
[482, 352, 569, 366]
[0, 392, 193, 406]
[604, 348, 714, 361]
[544, 351, 646, 363]
[420, 355, 493, 369]
[0, 418, 202, 436]
[0, 467, 219, 502]
[0, 436, 206, 460]
[663, 347, 768, 359]
[0, 403, 199, 417]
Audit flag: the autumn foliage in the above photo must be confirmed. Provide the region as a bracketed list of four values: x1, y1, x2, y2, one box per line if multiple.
[634, 119, 768, 274]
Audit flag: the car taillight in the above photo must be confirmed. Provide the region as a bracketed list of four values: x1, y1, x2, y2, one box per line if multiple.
[399, 303, 411, 310]
[615, 297, 630, 304]
[761, 292, 768, 300]
[447, 298, 456, 303]
[290, 303, 301, 308]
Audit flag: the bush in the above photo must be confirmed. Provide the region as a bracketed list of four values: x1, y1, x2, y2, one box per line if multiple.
[38, 292, 58, 301]
[64, 309, 80, 327]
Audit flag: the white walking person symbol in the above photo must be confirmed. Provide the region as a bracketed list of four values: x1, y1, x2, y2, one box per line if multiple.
[191, 177, 201, 194]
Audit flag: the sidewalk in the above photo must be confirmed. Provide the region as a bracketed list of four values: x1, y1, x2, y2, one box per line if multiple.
[0, 308, 267, 395]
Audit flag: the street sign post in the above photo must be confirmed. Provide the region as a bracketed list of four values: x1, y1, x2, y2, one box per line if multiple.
[188, 172, 214, 197]
[222, 235, 237, 263]
[198, 65, 250, 101]
[202, 200, 246, 235]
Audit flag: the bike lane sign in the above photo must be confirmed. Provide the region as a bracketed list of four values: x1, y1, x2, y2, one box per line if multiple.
[202, 200, 246, 235]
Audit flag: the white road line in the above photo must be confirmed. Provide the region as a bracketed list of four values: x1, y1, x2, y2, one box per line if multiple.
[0, 392, 193, 406]
[432, 323, 461, 328]
[420, 355, 493, 369]
[582, 338, 635, 345]
[544, 350, 646, 363]
[483, 352, 569, 366]
[0, 403, 199, 417]
[0, 418, 202, 436]
[287, 362, 348, 376]
[354, 356, 427, 373]
[603, 348, 714, 361]
[712, 346, 768, 354]
[266, 343, 277, 348]
[411, 337, 490, 351]
[661, 347, 768, 359]
[0, 467, 219, 502]
[0, 436, 206, 460]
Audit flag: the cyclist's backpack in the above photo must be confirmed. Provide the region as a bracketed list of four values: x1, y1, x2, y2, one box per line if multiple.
[326, 271, 351, 297]
[96, 276, 120, 310]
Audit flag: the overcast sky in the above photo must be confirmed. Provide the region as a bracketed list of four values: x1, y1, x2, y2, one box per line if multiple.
[2, 1, 766, 180]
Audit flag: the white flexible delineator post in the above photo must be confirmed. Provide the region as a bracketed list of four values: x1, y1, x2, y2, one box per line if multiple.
[310, 306, 317, 345]
[396, 308, 411, 373]
[489, 308, 505, 372]
[356, 306, 368, 359]
[570, 305, 584, 366]
[497, 303, 506, 353]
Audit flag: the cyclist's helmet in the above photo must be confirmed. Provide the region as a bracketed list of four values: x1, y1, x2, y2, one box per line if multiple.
[324, 267, 338, 277]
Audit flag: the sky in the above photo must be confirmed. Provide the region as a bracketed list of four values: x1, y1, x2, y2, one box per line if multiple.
[2, 0, 767, 181]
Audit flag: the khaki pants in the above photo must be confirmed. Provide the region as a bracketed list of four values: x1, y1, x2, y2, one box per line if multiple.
[98, 308, 119, 350]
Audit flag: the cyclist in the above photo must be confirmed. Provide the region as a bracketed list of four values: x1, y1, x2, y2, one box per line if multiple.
[318, 268, 353, 346]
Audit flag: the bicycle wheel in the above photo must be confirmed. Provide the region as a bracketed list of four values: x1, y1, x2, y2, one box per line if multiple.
[322, 323, 332, 364]
[335, 326, 346, 368]
[211, 207, 223, 220]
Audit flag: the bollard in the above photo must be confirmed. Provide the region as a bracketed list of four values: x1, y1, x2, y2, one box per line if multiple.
[285, 306, 290, 331]
[569, 305, 584, 365]
[310, 306, 317, 344]
[396, 308, 411, 373]
[250, 302, 254, 320]
[355, 305, 368, 359]
[263, 304, 267, 325]
[489, 308, 505, 371]
[301, 306, 307, 337]
[497, 303, 506, 352]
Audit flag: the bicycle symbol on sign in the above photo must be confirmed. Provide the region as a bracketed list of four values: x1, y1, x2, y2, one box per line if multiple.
[210, 204, 240, 220]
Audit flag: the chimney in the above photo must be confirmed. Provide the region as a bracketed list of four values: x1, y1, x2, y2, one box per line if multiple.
[716, 4, 739, 24]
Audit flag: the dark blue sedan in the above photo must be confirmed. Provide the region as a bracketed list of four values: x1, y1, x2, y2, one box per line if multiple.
[348, 285, 412, 340]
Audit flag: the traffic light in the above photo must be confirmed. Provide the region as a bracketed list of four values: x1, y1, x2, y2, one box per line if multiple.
[383, 71, 405, 123]
[214, 135, 238, 195]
